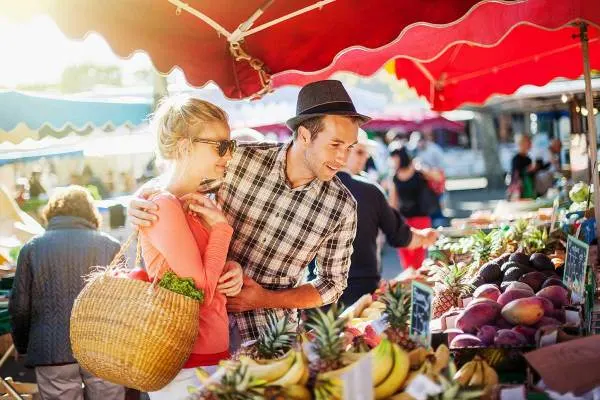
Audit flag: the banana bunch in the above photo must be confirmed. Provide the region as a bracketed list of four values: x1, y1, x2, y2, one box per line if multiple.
[402, 345, 451, 390]
[371, 339, 410, 400]
[192, 350, 311, 400]
[240, 350, 310, 387]
[453, 356, 499, 388]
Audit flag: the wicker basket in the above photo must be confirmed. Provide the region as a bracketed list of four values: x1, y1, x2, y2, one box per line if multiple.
[70, 233, 200, 392]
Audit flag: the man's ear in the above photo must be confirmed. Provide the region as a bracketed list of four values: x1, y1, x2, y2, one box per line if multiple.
[297, 126, 311, 145]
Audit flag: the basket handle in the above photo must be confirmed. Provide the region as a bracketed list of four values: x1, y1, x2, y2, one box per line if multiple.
[107, 231, 142, 272]
[107, 230, 162, 289]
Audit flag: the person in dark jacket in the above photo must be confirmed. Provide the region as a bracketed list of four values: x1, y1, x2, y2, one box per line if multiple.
[389, 144, 440, 270]
[9, 185, 125, 400]
[336, 131, 438, 305]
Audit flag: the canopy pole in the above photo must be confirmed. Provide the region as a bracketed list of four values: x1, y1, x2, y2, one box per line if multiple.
[229, 0, 275, 43]
[242, 0, 337, 38]
[167, 0, 232, 39]
[579, 23, 600, 258]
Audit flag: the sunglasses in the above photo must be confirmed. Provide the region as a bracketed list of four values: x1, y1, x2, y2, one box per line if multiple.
[193, 139, 237, 157]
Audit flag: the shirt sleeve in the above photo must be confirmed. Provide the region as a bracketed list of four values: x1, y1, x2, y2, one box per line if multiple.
[375, 185, 413, 247]
[9, 244, 32, 354]
[312, 202, 358, 305]
[142, 194, 233, 304]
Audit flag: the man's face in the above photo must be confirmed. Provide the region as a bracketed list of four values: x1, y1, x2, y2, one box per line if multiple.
[346, 143, 370, 175]
[301, 115, 359, 181]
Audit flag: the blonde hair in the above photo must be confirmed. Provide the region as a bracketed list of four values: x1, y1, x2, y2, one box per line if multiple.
[151, 95, 229, 160]
[41, 185, 101, 229]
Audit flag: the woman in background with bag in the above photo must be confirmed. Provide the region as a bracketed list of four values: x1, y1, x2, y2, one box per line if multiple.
[508, 134, 538, 200]
[388, 144, 440, 270]
[9, 186, 125, 400]
[139, 96, 237, 399]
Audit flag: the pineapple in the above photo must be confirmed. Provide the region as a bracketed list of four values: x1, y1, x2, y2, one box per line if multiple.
[193, 364, 266, 400]
[253, 312, 297, 360]
[506, 219, 529, 252]
[305, 304, 348, 373]
[472, 231, 504, 265]
[521, 226, 549, 254]
[430, 263, 473, 318]
[381, 284, 417, 351]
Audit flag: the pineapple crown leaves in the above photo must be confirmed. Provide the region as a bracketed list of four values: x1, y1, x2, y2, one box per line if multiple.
[255, 312, 297, 359]
[507, 219, 530, 242]
[430, 262, 474, 296]
[472, 230, 505, 263]
[305, 304, 348, 366]
[207, 364, 267, 400]
[521, 226, 550, 254]
[381, 284, 411, 329]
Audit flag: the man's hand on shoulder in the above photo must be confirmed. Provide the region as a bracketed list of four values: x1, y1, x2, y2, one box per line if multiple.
[128, 186, 161, 228]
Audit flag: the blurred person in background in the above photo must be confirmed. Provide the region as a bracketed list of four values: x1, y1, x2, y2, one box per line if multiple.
[28, 167, 47, 200]
[14, 178, 29, 207]
[508, 134, 537, 200]
[81, 165, 108, 199]
[408, 131, 446, 226]
[389, 144, 440, 270]
[105, 169, 116, 197]
[336, 131, 438, 304]
[9, 186, 124, 400]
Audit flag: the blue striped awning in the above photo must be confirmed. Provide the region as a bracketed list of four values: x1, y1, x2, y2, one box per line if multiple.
[0, 91, 152, 131]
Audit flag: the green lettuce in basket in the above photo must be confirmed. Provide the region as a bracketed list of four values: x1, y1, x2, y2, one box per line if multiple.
[158, 271, 204, 302]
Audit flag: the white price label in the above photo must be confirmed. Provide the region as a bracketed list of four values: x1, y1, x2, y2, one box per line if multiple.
[371, 316, 388, 335]
[405, 374, 442, 400]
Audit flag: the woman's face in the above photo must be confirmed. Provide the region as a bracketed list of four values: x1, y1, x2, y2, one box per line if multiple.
[519, 138, 532, 154]
[182, 121, 233, 181]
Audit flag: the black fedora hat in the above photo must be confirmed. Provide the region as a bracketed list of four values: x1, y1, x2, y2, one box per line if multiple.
[286, 80, 371, 131]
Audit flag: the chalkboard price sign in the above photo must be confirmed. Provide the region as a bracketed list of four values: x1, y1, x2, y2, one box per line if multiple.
[564, 235, 589, 304]
[410, 281, 434, 348]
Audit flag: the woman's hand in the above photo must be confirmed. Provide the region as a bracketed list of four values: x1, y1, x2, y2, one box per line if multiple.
[218, 261, 244, 297]
[180, 193, 228, 227]
[128, 186, 161, 228]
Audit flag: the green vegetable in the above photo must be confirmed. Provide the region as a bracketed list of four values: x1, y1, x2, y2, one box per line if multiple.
[569, 182, 590, 203]
[158, 271, 204, 302]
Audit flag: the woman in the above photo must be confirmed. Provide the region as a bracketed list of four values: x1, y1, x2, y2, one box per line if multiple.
[508, 134, 537, 200]
[9, 186, 125, 400]
[389, 145, 440, 270]
[140, 95, 236, 399]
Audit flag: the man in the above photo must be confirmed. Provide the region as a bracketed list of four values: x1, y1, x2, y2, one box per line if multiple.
[129, 80, 365, 343]
[411, 130, 445, 171]
[336, 130, 438, 305]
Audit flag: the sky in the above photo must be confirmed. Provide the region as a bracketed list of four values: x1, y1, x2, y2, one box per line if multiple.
[0, 15, 152, 88]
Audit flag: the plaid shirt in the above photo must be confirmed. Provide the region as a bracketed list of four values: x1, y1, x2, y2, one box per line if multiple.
[216, 141, 357, 342]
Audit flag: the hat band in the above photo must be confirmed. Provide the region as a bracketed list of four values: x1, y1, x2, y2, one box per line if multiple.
[299, 101, 357, 116]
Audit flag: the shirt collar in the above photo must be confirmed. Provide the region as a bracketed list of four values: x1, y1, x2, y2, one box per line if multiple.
[47, 216, 96, 231]
[273, 141, 322, 192]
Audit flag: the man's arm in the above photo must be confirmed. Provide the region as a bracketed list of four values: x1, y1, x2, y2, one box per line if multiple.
[227, 206, 358, 312]
[311, 205, 357, 306]
[226, 277, 323, 312]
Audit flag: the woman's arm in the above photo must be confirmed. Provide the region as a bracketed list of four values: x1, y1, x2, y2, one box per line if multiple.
[143, 194, 232, 304]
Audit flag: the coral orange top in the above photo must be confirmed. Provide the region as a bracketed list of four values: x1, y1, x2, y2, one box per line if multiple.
[140, 192, 233, 367]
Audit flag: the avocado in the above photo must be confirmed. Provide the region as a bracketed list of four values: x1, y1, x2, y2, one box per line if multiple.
[478, 261, 502, 283]
[503, 266, 525, 282]
[509, 252, 531, 266]
[530, 253, 554, 271]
